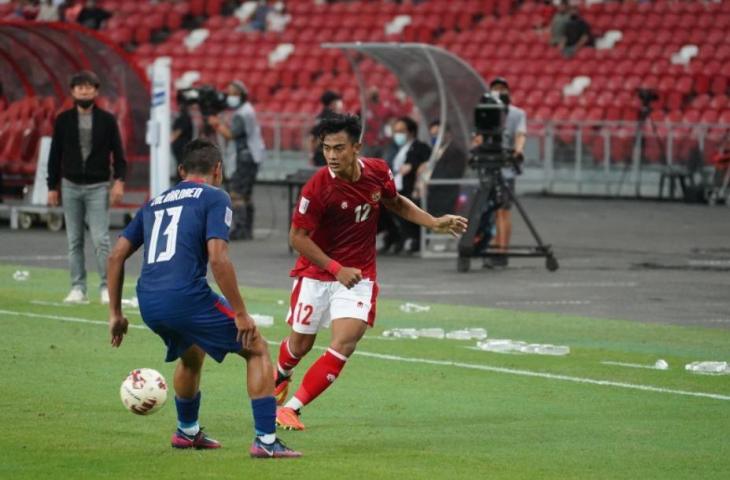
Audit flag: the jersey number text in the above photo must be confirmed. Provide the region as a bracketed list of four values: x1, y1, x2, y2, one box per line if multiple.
[148, 206, 183, 264]
[354, 203, 371, 223]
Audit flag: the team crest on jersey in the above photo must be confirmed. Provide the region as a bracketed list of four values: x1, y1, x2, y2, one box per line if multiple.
[371, 190, 382, 202]
[341, 201, 348, 209]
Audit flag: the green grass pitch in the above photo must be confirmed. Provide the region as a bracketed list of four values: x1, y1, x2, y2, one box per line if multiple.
[1, 264, 729, 479]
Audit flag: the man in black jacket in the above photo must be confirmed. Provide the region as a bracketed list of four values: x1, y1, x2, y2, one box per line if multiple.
[380, 116, 431, 254]
[47, 70, 126, 304]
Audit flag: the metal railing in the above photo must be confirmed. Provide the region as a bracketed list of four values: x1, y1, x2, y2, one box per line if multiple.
[254, 113, 730, 199]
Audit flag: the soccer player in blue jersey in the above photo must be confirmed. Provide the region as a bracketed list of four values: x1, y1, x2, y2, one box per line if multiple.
[107, 139, 300, 458]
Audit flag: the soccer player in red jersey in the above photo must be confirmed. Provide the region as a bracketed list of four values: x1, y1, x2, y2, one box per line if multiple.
[274, 114, 468, 430]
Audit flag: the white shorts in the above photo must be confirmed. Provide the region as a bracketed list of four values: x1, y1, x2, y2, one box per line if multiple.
[286, 277, 379, 334]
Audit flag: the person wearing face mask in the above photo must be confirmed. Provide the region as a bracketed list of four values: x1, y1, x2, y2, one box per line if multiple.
[208, 80, 266, 240]
[47, 70, 127, 304]
[379, 116, 431, 254]
[478, 77, 527, 268]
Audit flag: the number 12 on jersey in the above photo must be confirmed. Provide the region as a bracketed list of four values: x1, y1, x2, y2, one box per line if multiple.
[148, 206, 183, 264]
[354, 203, 371, 223]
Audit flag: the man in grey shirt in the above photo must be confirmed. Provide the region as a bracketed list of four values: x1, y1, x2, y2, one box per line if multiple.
[209, 80, 266, 240]
[488, 77, 527, 267]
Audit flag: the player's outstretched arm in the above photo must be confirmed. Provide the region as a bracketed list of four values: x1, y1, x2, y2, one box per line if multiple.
[207, 239, 257, 349]
[107, 237, 137, 347]
[290, 226, 362, 289]
[382, 194, 468, 238]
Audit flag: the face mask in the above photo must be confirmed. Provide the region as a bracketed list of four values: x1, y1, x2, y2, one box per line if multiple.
[74, 98, 94, 109]
[500, 92, 511, 105]
[226, 96, 241, 109]
[393, 132, 408, 146]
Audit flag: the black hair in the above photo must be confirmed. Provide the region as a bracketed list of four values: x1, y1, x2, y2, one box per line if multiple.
[70, 70, 100, 89]
[489, 76, 510, 90]
[229, 80, 249, 102]
[313, 113, 361, 144]
[181, 139, 221, 175]
[397, 116, 418, 136]
[320, 90, 342, 107]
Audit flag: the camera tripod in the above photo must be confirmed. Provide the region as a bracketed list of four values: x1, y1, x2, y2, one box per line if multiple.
[456, 158, 558, 273]
[619, 98, 693, 199]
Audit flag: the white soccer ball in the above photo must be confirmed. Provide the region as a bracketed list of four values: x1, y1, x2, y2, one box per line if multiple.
[120, 368, 168, 415]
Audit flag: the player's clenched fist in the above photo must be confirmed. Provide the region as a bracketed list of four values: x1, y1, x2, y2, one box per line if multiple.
[336, 266, 362, 289]
[432, 215, 468, 237]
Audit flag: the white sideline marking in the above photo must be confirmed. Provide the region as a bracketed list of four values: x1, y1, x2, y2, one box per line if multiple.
[534, 282, 638, 288]
[2, 308, 729, 402]
[0, 255, 66, 261]
[601, 360, 663, 370]
[0, 309, 148, 330]
[495, 300, 591, 306]
[30, 300, 73, 308]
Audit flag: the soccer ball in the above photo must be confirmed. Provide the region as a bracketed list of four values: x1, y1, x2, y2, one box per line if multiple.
[120, 368, 168, 415]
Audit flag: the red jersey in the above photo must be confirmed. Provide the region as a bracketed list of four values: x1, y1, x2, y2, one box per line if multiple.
[290, 157, 397, 281]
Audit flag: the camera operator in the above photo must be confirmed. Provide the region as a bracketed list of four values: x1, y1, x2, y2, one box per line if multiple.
[477, 77, 526, 268]
[207, 80, 266, 240]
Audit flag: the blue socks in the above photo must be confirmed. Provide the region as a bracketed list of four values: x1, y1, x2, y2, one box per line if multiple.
[251, 396, 277, 443]
[176, 391, 201, 435]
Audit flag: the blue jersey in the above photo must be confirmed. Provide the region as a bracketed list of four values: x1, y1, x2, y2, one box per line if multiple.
[122, 180, 232, 293]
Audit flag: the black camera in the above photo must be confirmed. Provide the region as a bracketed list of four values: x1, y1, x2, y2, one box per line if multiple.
[470, 92, 513, 172]
[637, 88, 659, 105]
[177, 85, 227, 116]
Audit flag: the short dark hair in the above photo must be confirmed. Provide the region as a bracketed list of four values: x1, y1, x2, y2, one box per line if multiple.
[489, 76, 510, 90]
[181, 139, 221, 175]
[313, 113, 361, 144]
[70, 70, 100, 89]
[320, 90, 342, 107]
[397, 116, 418, 136]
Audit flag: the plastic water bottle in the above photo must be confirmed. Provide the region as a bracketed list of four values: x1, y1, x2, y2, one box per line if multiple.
[685, 361, 729, 374]
[251, 314, 274, 327]
[399, 303, 431, 313]
[417, 328, 445, 339]
[383, 328, 419, 339]
[477, 339, 524, 353]
[12, 270, 29, 281]
[531, 344, 570, 356]
[446, 329, 474, 340]
[468, 328, 488, 340]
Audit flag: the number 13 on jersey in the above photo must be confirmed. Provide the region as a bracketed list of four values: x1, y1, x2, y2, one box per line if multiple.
[148, 206, 183, 264]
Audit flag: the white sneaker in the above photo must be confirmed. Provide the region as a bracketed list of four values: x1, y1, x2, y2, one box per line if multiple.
[64, 287, 89, 304]
[100, 287, 110, 305]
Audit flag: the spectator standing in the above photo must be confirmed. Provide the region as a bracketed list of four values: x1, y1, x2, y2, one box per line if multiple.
[549, 0, 571, 46]
[77, 0, 111, 30]
[560, 6, 593, 57]
[47, 70, 126, 304]
[208, 80, 266, 240]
